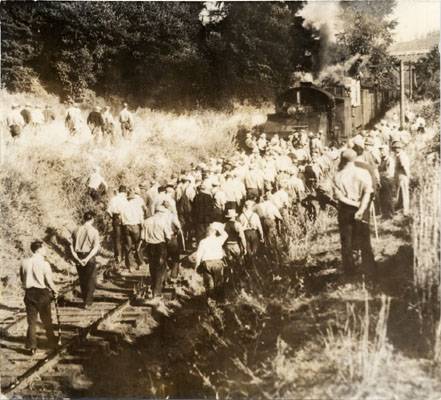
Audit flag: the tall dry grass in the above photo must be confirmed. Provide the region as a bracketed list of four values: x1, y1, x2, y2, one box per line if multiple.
[411, 155, 440, 304]
[323, 291, 392, 388]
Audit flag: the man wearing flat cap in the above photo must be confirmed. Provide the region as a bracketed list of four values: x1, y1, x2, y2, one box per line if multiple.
[333, 148, 376, 274]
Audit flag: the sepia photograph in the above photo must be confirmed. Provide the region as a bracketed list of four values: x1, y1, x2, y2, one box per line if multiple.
[0, 0, 440, 398]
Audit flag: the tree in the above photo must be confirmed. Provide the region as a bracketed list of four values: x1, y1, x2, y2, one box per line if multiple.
[335, 0, 398, 88]
[200, 2, 319, 104]
[1, 1, 320, 109]
[415, 46, 440, 100]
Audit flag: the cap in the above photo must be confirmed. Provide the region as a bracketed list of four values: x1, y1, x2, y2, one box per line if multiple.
[352, 135, 365, 148]
[340, 148, 357, 162]
[391, 141, 403, 149]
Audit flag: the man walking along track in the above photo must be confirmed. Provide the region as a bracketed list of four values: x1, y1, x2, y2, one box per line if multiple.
[333, 149, 376, 275]
[20, 241, 58, 355]
[70, 211, 101, 309]
[195, 222, 228, 299]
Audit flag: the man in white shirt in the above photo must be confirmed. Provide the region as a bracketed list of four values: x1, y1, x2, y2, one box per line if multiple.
[333, 149, 375, 274]
[255, 192, 282, 228]
[120, 189, 146, 271]
[141, 204, 173, 299]
[20, 241, 58, 354]
[70, 211, 101, 308]
[65, 101, 83, 136]
[212, 181, 227, 222]
[102, 106, 116, 144]
[195, 222, 228, 297]
[119, 102, 134, 138]
[107, 185, 129, 264]
[88, 166, 108, 202]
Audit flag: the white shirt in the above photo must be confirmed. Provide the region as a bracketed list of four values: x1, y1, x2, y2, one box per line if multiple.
[7, 110, 25, 127]
[121, 196, 145, 225]
[213, 189, 227, 209]
[333, 164, 373, 208]
[107, 193, 128, 215]
[66, 106, 82, 125]
[254, 201, 282, 220]
[88, 172, 107, 190]
[20, 254, 55, 290]
[270, 190, 289, 210]
[195, 232, 228, 265]
[119, 108, 133, 124]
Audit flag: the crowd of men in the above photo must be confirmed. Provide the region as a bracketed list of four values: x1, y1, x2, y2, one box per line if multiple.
[19, 106, 422, 354]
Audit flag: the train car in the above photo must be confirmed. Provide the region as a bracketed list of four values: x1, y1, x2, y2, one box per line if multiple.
[256, 80, 394, 145]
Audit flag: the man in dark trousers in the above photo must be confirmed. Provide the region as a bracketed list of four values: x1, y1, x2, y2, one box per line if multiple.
[107, 186, 129, 265]
[192, 182, 215, 243]
[333, 149, 376, 275]
[70, 211, 101, 309]
[141, 204, 172, 303]
[20, 240, 58, 355]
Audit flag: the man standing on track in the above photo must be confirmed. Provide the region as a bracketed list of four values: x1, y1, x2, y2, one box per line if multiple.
[333, 149, 376, 275]
[141, 204, 172, 302]
[120, 189, 146, 272]
[107, 185, 128, 265]
[20, 241, 58, 355]
[70, 211, 101, 309]
[239, 200, 264, 259]
[194, 222, 228, 299]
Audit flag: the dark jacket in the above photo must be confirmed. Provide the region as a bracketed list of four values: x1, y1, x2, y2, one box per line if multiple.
[192, 191, 214, 224]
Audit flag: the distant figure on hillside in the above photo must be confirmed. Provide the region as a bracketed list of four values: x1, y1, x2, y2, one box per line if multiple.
[21, 104, 33, 125]
[119, 102, 134, 139]
[20, 240, 58, 355]
[7, 103, 25, 139]
[87, 106, 105, 142]
[102, 106, 116, 144]
[70, 211, 101, 309]
[43, 105, 56, 124]
[65, 101, 83, 136]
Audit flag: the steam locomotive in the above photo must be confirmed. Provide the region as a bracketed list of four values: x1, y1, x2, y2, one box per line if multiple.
[257, 80, 397, 145]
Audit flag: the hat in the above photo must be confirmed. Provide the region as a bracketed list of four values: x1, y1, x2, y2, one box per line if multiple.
[391, 141, 403, 149]
[12, 103, 19, 109]
[341, 148, 357, 162]
[352, 135, 365, 148]
[225, 208, 238, 219]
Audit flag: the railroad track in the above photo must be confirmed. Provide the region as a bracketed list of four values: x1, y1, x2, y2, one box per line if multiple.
[0, 265, 168, 396]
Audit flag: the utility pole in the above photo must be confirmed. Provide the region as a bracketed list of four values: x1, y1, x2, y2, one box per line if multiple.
[400, 59, 405, 129]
